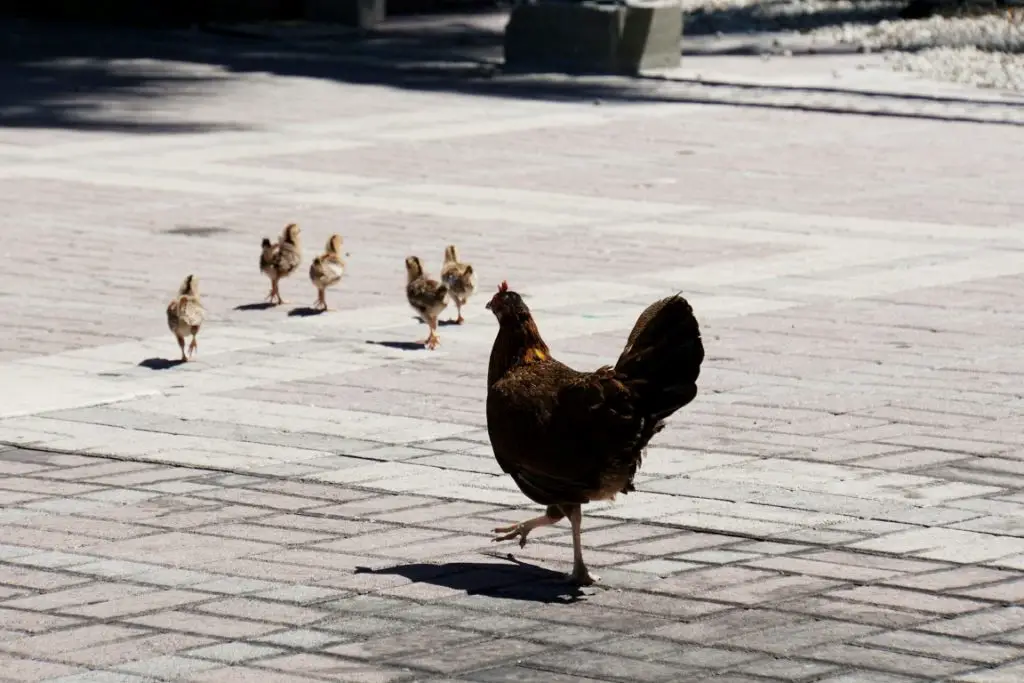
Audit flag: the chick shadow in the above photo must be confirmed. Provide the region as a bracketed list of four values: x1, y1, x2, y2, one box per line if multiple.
[287, 306, 324, 317]
[364, 340, 427, 351]
[138, 358, 185, 370]
[411, 315, 461, 327]
[354, 556, 586, 604]
[233, 302, 277, 311]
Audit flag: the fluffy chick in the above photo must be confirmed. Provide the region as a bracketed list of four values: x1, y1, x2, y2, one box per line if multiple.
[309, 234, 346, 312]
[405, 256, 448, 350]
[260, 223, 302, 305]
[440, 244, 476, 324]
[166, 274, 205, 362]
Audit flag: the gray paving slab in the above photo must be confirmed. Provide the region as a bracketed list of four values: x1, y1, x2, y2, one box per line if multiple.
[0, 16, 1023, 683]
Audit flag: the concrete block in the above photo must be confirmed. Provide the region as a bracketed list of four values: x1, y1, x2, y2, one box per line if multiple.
[504, 0, 682, 75]
[305, 0, 385, 28]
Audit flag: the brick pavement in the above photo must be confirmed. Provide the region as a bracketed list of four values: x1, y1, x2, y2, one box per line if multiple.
[1, 18, 1024, 682]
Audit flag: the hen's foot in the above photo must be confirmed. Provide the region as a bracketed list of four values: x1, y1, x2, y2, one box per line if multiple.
[455, 315, 465, 324]
[187, 339, 198, 358]
[492, 513, 559, 548]
[569, 566, 599, 586]
[424, 332, 441, 350]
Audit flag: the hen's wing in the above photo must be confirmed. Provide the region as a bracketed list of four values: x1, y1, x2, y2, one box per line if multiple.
[487, 359, 647, 506]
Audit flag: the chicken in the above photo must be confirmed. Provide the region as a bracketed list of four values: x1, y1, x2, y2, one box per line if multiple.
[260, 223, 302, 305]
[440, 244, 476, 324]
[166, 274, 206, 362]
[485, 281, 704, 585]
[405, 256, 448, 350]
[309, 234, 346, 312]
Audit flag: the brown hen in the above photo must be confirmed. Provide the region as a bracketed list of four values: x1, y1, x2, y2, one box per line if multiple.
[485, 282, 704, 585]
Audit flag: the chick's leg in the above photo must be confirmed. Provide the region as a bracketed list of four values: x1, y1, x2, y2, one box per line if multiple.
[492, 504, 564, 548]
[175, 334, 187, 363]
[425, 316, 441, 350]
[567, 505, 598, 586]
[455, 299, 465, 325]
[187, 329, 198, 359]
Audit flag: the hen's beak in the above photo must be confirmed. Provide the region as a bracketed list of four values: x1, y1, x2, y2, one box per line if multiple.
[485, 300, 492, 311]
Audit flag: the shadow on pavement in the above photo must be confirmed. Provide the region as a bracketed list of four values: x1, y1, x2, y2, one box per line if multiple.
[365, 340, 428, 351]
[0, 13, 1020, 135]
[288, 306, 325, 317]
[138, 357, 186, 370]
[355, 557, 586, 603]
[234, 302, 277, 311]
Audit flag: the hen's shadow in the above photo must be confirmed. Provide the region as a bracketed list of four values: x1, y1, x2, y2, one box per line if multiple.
[234, 302, 277, 311]
[438, 319, 464, 327]
[355, 556, 585, 603]
[138, 358, 185, 370]
[365, 340, 427, 351]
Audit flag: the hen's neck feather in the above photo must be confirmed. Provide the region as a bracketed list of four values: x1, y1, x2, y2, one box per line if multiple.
[488, 315, 551, 386]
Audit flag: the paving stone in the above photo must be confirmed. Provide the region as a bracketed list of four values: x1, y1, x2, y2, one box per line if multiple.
[256, 653, 412, 682]
[192, 597, 331, 626]
[918, 606, 1024, 638]
[186, 642, 287, 664]
[855, 630, 1019, 665]
[803, 643, 975, 677]
[826, 586, 990, 615]
[114, 655, 223, 680]
[125, 611, 281, 639]
[0, 656, 84, 682]
[729, 657, 839, 681]
[521, 650, 683, 683]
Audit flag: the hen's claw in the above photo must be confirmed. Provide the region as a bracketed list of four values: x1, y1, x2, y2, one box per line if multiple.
[491, 513, 560, 549]
[569, 568, 599, 586]
[492, 523, 531, 548]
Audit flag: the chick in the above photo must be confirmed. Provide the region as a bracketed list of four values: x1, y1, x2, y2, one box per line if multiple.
[166, 274, 205, 362]
[260, 223, 302, 305]
[309, 234, 346, 312]
[405, 256, 448, 350]
[440, 244, 476, 325]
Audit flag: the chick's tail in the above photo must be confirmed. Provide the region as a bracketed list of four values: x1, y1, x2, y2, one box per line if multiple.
[613, 294, 705, 423]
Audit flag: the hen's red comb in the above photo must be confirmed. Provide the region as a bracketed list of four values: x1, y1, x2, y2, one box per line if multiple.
[498, 280, 509, 293]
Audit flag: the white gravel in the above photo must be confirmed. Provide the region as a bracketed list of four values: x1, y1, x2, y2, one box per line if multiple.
[684, 0, 1024, 92]
[887, 45, 1024, 90]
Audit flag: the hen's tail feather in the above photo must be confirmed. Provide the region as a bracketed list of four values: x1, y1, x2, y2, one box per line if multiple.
[614, 294, 704, 421]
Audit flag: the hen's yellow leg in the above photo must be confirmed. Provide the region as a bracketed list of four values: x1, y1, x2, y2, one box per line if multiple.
[567, 505, 598, 586]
